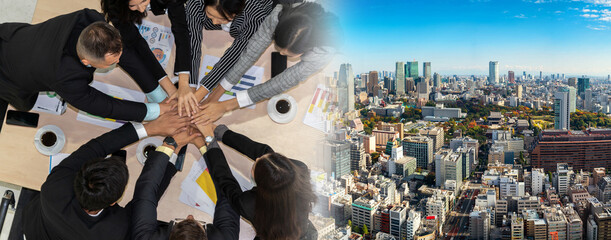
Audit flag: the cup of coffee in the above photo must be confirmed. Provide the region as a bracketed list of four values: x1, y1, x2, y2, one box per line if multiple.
[143, 144, 157, 158]
[41, 131, 57, 147]
[275, 99, 291, 114]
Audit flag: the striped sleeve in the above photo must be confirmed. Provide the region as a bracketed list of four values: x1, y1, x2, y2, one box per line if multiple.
[186, 0, 221, 87]
[198, 2, 273, 91]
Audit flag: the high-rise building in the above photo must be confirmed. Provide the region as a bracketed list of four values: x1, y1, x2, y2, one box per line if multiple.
[511, 213, 525, 240]
[368, 71, 379, 95]
[578, 77, 590, 96]
[508, 71, 515, 84]
[531, 168, 545, 195]
[423, 62, 431, 80]
[389, 206, 407, 239]
[531, 129, 611, 172]
[564, 207, 583, 240]
[360, 73, 368, 89]
[406, 61, 419, 80]
[324, 140, 351, 179]
[568, 77, 577, 87]
[350, 138, 366, 172]
[556, 163, 571, 196]
[470, 208, 491, 240]
[352, 197, 380, 233]
[554, 91, 570, 130]
[338, 63, 355, 113]
[420, 127, 444, 151]
[403, 136, 434, 169]
[404, 210, 421, 240]
[593, 205, 611, 240]
[544, 207, 568, 240]
[517, 85, 523, 99]
[561, 86, 577, 113]
[405, 78, 415, 93]
[585, 89, 593, 112]
[435, 149, 463, 189]
[433, 72, 441, 88]
[489, 61, 499, 85]
[395, 62, 405, 95]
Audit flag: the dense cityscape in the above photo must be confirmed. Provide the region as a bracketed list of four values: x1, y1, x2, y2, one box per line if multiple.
[306, 60, 611, 240]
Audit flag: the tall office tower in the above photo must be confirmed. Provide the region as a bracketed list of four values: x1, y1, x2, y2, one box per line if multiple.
[554, 91, 570, 130]
[469, 209, 491, 240]
[435, 149, 463, 189]
[405, 78, 415, 93]
[368, 71, 378, 95]
[517, 85, 523, 99]
[350, 139, 366, 172]
[361, 73, 368, 89]
[352, 197, 380, 234]
[568, 77, 577, 87]
[402, 136, 434, 169]
[585, 89, 593, 111]
[389, 206, 407, 239]
[561, 87, 577, 113]
[383, 77, 391, 91]
[556, 163, 570, 196]
[433, 72, 441, 88]
[324, 140, 350, 180]
[395, 62, 405, 95]
[508, 71, 515, 84]
[489, 61, 499, 85]
[406, 61, 419, 85]
[578, 77, 590, 96]
[608, 74, 610, 81]
[337, 63, 355, 113]
[423, 62, 431, 79]
[420, 127, 444, 152]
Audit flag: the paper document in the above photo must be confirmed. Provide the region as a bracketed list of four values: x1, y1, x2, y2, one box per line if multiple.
[136, 20, 174, 69]
[199, 55, 264, 109]
[76, 81, 146, 129]
[49, 153, 70, 173]
[303, 84, 334, 133]
[32, 92, 67, 115]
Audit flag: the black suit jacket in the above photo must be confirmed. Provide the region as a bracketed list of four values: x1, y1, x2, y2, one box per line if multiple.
[204, 129, 318, 240]
[150, 0, 190, 74]
[0, 9, 158, 121]
[130, 150, 239, 240]
[22, 123, 141, 240]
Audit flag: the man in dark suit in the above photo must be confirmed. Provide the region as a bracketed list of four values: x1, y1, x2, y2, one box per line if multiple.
[130, 128, 240, 240]
[0, 9, 172, 122]
[22, 111, 190, 240]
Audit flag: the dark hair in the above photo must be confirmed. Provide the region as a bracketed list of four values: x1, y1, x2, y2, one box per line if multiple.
[73, 156, 129, 211]
[203, 0, 246, 21]
[274, 3, 342, 55]
[101, 0, 148, 24]
[253, 153, 316, 240]
[76, 21, 123, 62]
[170, 219, 208, 240]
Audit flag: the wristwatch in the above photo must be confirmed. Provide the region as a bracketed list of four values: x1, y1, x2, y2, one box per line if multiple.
[163, 137, 178, 149]
[205, 136, 214, 144]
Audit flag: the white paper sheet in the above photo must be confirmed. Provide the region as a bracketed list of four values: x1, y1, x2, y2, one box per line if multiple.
[76, 81, 146, 129]
[303, 84, 334, 133]
[136, 20, 174, 69]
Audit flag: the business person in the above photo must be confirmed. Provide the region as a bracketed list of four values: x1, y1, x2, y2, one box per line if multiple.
[166, 0, 274, 117]
[100, 0, 189, 103]
[22, 111, 190, 240]
[191, 2, 339, 125]
[194, 123, 318, 240]
[0, 9, 173, 121]
[130, 127, 240, 240]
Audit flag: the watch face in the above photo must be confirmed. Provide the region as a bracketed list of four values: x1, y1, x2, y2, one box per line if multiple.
[164, 137, 177, 146]
[205, 136, 214, 143]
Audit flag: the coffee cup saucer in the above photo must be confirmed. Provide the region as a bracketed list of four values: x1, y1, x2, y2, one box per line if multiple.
[267, 94, 297, 124]
[137, 137, 163, 165]
[34, 125, 66, 156]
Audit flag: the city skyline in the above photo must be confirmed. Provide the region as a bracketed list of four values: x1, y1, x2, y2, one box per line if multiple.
[335, 0, 611, 76]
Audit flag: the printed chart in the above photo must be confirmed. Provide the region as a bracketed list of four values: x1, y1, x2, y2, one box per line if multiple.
[136, 20, 174, 69]
[199, 55, 263, 109]
[303, 84, 335, 132]
[76, 81, 146, 129]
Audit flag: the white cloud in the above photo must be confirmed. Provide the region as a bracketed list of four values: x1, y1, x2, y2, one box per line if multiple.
[555, 10, 565, 13]
[581, 13, 600, 17]
[587, 24, 609, 30]
[515, 14, 528, 18]
[574, 0, 611, 7]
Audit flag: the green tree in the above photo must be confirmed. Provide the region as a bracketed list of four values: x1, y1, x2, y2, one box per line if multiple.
[363, 224, 369, 235]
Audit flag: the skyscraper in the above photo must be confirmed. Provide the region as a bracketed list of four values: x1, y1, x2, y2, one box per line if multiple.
[578, 78, 590, 96]
[406, 61, 419, 80]
[395, 62, 405, 95]
[585, 89, 593, 111]
[423, 62, 431, 80]
[517, 85, 523, 99]
[337, 63, 355, 113]
[554, 91, 570, 130]
[561, 87, 577, 113]
[324, 140, 351, 180]
[433, 72, 441, 88]
[508, 71, 515, 84]
[368, 71, 378, 95]
[568, 77, 577, 87]
[489, 61, 499, 85]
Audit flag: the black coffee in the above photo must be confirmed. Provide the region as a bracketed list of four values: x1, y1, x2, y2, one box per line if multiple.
[276, 99, 291, 114]
[41, 132, 57, 147]
[143, 145, 156, 158]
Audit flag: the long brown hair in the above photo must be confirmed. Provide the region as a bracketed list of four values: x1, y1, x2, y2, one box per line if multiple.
[101, 0, 148, 24]
[253, 153, 316, 240]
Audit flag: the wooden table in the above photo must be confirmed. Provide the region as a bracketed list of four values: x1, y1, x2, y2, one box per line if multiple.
[0, 0, 331, 238]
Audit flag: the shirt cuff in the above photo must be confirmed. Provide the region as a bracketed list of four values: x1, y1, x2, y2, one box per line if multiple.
[144, 103, 160, 121]
[208, 140, 220, 150]
[235, 91, 255, 108]
[219, 78, 234, 91]
[156, 146, 175, 158]
[145, 85, 169, 103]
[131, 122, 148, 139]
[214, 124, 230, 141]
[199, 146, 207, 155]
[176, 71, 190, 76]
[169, 153, 178, 165]
[189, 84, 199, 89]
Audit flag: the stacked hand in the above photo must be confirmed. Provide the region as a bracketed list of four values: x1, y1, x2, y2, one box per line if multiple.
[167, 84, 199, 117]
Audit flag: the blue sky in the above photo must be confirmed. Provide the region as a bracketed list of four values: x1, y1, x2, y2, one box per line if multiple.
[331, 0, 611, 76]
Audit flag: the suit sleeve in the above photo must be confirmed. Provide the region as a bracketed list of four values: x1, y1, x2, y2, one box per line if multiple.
[167, 1, 191, 74]
[203, 148, 250, 219]
[52, 62, 148, 121]
[113, 20, 166, 93]
[220, 129, 275, 162]
[131, 151, 172, 240]
[206, 194, 240, 240]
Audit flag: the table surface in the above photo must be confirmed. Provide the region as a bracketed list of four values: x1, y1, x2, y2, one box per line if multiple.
[0, 0, 332, 238]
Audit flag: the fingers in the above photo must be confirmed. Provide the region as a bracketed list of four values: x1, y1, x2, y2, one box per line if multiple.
[165, 92, 177, 103]
[178, 98, 184, 117]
